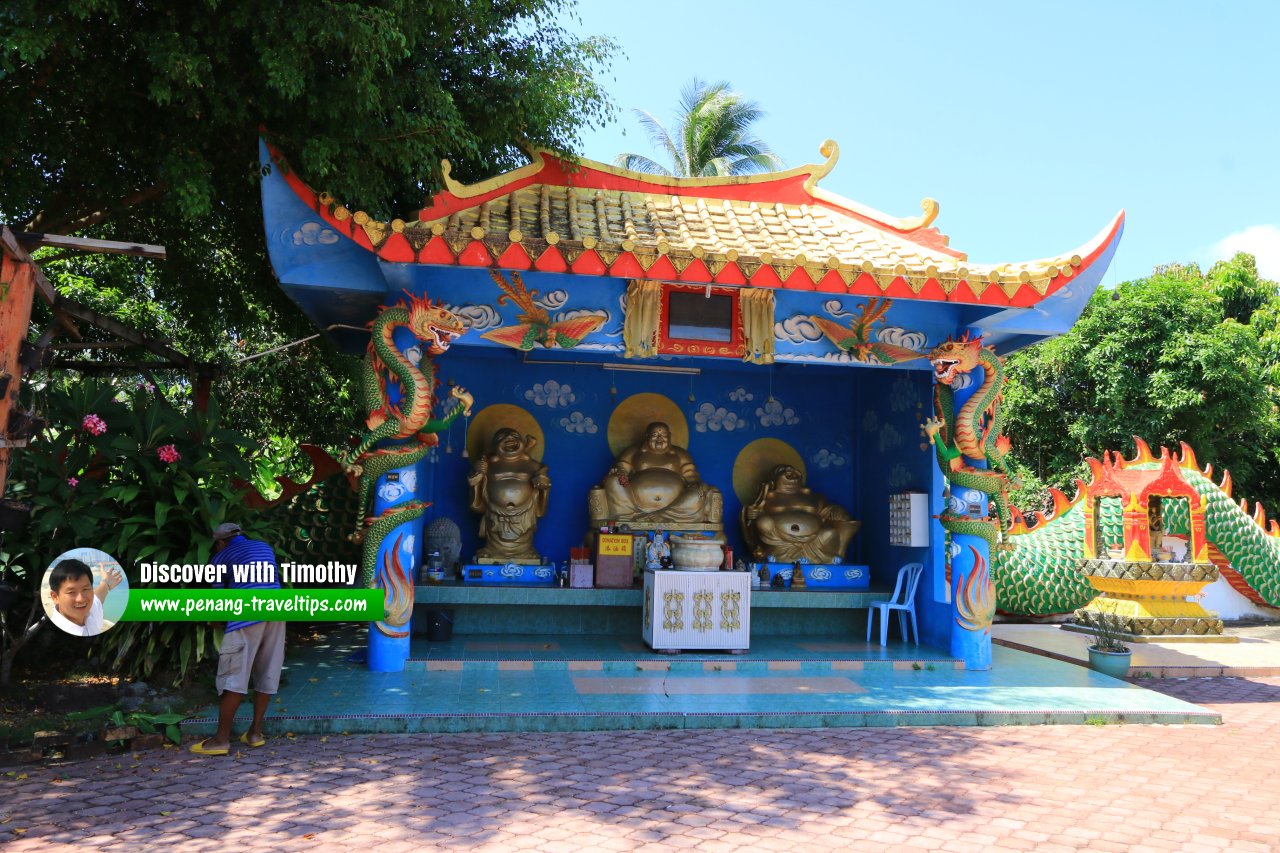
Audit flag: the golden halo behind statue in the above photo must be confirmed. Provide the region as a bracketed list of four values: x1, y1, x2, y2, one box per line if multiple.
[467, 404, 544, 462]
[607, 393, 689, 456]
[733, 438, 806, 504]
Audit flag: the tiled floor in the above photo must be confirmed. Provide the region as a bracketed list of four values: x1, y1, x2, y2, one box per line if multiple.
[994, 622, 1280, 676]
[180, 628, 1218, 735]
[10, 676, 1279, 853]
[410, 633, 959, 663]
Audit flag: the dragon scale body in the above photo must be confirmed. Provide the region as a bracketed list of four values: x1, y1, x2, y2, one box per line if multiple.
[927, 336, 1015, 541]
[345, 295, 471, 588]
[997, 449, 1280, 615]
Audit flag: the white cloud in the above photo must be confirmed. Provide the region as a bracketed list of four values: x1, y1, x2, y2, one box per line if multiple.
[879, 424, 903, 452]
[694, 402, 745, 432]
[536, 289, 568, 311]
[889, 374, 917, 413]
[559, 412, 598, 434]
[887, 464, 911, 488]
[445, 303, 501, 331]
[812, 448, 847, 469]
[1212, 224, 1280, 280]
[822, 298, 854, 319]
[728, 387, 754, 402]
[525, 380, 575, 408]
[774, 314, 824, 344]
[756, 398, 800, 427]
[292, 221, 339, 246]
[878, 326, 927, 351]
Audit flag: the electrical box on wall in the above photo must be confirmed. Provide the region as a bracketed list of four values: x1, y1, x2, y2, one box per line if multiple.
[888, 492, 929, 547]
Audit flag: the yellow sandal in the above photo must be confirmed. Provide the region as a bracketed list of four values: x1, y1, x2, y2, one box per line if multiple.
[189, 738, 229, 756]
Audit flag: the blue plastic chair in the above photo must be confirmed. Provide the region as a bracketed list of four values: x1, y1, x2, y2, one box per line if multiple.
[867, 562, 924, 646]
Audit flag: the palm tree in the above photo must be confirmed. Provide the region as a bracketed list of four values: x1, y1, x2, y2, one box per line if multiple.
[614, 78, 783, 178]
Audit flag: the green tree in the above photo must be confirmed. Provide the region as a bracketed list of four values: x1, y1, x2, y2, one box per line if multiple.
[0, 379, 281, 686]
[1003, 257, 1280, 507]
[613, 78, 783, 177]
[1207, 253, 1276, 324]
[2, 0, 615, 447]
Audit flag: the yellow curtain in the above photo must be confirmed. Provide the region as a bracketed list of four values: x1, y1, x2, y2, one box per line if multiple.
[739, 287, 775, 365]
[623, 279, 662, 359]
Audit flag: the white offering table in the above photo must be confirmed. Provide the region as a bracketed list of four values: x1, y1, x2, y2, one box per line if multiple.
[642, 569, 751, 653]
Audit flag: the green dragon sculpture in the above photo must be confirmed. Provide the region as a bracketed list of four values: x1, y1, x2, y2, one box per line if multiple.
[997, 439, 1280, 614]
[919, 332, 1279, 616]
[346, 293, 473, 586]
[923, 333, 1016, 546]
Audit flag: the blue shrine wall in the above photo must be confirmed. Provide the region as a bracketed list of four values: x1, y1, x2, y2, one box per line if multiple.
[418, 347, 864, 570]
[852, 369, 950, 648]
[384, 264, 955, 634]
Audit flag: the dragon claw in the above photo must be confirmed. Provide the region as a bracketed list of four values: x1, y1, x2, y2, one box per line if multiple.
[450, 385, 474, 417]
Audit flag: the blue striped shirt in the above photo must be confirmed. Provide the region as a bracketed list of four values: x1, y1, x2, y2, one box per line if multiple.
[213, 535, 281, 632]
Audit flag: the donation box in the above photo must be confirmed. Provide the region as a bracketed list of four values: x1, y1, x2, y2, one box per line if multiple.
[642, 569, 750, 652]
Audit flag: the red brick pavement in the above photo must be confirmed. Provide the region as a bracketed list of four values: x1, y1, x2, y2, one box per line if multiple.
[4, 677, 1279, 852]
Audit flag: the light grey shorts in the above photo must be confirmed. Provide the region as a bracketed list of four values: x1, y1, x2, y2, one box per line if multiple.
[216, 622, 286, 695]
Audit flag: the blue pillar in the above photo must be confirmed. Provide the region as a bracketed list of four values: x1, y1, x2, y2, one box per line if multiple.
[366, 322, 428, 672]
[366, 465, 424, 672]
[946, 337, 995, 671]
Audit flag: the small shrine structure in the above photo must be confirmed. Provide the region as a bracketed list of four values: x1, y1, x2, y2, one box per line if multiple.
[1073, 447, 1227, 641]
[258, 138, 1123, 671]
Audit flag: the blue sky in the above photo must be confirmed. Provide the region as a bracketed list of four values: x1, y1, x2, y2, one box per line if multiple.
[570, 1, 1280, 284]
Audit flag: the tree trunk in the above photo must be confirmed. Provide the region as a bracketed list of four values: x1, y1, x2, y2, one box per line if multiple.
[0, 602, 45, 688]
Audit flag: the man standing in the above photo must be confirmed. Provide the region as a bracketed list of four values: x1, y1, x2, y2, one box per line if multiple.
[190, 522, 286, 756]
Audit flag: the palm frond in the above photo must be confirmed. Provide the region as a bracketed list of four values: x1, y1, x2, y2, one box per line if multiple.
[619, 78, 782, 179]
[633, 109, 683, 176]
[612, 153, 673, 177]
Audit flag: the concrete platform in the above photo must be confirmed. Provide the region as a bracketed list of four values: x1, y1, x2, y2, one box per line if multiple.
[993, 621, 1280, 677]
[180, 628, 1219, 736]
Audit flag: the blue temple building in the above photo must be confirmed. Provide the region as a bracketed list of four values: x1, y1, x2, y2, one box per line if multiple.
[258, 138, 1122, 674]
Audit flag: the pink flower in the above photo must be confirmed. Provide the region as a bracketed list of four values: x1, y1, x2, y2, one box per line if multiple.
[157, 444, 181, 464]
[67, 477, 79, 488]
[81, 414, 108, 436]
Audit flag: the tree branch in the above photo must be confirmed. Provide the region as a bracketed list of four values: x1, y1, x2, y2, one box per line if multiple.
[25, 183, 170, 235]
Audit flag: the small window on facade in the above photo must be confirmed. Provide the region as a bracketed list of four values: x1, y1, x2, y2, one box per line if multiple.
[667, 291, 733, 341]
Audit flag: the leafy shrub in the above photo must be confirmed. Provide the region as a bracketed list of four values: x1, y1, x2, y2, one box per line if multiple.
[2, 378, 287, 685]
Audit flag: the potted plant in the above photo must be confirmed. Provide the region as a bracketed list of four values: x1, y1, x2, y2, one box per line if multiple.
[1084, 600, 1132, 679]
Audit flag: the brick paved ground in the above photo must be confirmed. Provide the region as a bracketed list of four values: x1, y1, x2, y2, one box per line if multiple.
[4, 677, 1278, 852]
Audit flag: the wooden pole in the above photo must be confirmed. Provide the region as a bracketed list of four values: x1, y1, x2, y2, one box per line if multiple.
[0, 252, 37, 498]
[12, 232, 166, 260]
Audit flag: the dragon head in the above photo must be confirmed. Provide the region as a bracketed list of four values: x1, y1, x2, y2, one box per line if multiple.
[927, 333, 983, 386]
[405, 294, 466, 355]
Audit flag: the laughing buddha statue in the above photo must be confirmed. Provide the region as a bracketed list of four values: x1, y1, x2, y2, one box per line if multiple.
[588, 422, 723, 528]
[468, 428, 551, 563]
[742, 464, 859, 564]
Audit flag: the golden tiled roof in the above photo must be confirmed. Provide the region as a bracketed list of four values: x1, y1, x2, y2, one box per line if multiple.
[300, 141, 1122, 304]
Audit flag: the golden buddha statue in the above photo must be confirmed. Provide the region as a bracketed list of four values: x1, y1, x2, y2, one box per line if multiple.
[589, 422, 723, 528]
[468, 428, 550, 563]
[741, 464, 859, 564]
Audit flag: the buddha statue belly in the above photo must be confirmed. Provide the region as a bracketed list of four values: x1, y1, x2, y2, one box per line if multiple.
[489, 472, 536, 513]
[743, 465, 859, 564]
[590, 422, 722, 528]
